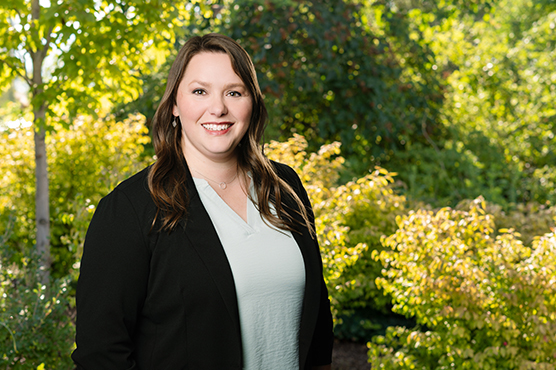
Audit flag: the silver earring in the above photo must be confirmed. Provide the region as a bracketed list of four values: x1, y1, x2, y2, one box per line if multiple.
[172, 118, 177, 128]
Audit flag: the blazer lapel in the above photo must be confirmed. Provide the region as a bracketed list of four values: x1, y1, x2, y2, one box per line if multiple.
[181, 172, 242, 338]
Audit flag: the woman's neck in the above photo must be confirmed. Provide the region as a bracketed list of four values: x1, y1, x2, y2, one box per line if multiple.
[186, 155, 240, 185]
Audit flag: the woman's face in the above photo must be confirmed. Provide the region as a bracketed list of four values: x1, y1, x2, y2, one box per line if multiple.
[173, 52, 253, 164]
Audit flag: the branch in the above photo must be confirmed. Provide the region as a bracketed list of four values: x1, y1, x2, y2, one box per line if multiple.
[421, 114, 441, 154]
[40, 25, 54, 60]
[13, 8, 23, 21]
[0, 57, 32, 86]
[0, 321, 17, 353]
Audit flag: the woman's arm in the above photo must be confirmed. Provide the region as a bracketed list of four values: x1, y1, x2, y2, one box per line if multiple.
[72, 189, 151, 368]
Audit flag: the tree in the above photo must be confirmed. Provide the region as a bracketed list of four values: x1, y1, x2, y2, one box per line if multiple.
[0, 0, 216, 279]
[222, 0, 443, 175]
[388, 0, 556, 205]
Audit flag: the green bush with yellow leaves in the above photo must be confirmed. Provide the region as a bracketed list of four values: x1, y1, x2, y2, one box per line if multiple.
[266, 134, 407, 331]
[0, 114, 151, 368]
[369, 198, 556, 369]
[0, 114, 151, 279]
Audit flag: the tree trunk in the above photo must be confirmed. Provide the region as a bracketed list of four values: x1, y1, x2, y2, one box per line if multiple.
[34, 110, 50, 281]
[31, 0, 50, 282]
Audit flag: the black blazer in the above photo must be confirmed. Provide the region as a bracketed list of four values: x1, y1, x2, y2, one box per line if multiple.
[72, 161, 333, 369]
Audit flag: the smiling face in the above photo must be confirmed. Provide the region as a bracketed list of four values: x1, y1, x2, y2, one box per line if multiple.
[173, 52, 253, 165]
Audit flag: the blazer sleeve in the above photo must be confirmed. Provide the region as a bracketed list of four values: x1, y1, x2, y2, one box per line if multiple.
[72, 188, 151, 369]
[308, 277, 334, 366]
[280, 163, 334, 366]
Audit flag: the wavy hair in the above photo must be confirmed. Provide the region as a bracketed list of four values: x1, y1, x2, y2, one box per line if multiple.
[149, 33, 313, 235]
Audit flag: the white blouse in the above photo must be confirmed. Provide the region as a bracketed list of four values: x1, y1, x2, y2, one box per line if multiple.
[192, 177, 306, 370]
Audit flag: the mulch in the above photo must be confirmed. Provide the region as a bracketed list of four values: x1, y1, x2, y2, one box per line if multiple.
[331, 339, 369, 370]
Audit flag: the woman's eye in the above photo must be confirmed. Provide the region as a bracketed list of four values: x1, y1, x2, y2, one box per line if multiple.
[192, 89, 205, 95]
[228, 91, 242, 97]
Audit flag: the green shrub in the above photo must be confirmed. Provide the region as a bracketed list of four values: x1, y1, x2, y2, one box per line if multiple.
[456, 199, 556, 246]
[266, 135, 407, 336]
[0, 114, 152, 278]
[0, 217, 74, 369]
[369, 198, 556, 369]
[390, 138, 523, 207]
[0, 113, 152, 367]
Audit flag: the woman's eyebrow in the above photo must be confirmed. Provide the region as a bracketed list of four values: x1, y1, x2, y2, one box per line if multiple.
[187, 80, 246, 90]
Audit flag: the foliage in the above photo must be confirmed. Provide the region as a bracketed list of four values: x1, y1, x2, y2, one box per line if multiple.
[266, 134, 406, 336]
[225, 0, 446, 175]
[369, 198, 556, 369]
[0, 217, 74, 369]
[398, 0, 556, 206]
[0, 0, 221, 124]
[391, 131, 534, 206]
[456, 199, 556, 246]
[0, 114, 152, 278]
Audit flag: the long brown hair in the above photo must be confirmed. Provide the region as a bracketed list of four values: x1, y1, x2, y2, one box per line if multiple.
[149, 33, 313, 235]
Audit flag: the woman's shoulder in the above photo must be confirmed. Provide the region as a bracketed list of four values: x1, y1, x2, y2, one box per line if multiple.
[269, 160, 299, 181]
[84, 166, 157, 252]
[268, 160, 308, 199]
[98, 165, 155, 214]
[112, 165, 152, 196]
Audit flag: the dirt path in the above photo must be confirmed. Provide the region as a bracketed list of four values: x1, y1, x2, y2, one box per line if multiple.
[331, 340, 369, 370]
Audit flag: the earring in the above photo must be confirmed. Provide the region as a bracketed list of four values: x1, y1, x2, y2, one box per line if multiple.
[172, 117, 177, 128]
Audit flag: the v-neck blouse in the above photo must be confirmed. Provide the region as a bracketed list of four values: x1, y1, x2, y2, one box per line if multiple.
[192, 177, 306, 370]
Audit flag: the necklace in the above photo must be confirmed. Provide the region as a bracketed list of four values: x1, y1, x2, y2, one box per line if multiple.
[191, 168, 238, 190]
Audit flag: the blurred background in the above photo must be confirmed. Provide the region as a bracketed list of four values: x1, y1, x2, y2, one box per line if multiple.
[1, 0, 556, 368]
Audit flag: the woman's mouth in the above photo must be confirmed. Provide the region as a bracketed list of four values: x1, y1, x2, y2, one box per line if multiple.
[202, 123, 232, 131]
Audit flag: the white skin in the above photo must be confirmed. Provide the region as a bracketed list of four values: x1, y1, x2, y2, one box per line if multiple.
[173, 51, 253, 221]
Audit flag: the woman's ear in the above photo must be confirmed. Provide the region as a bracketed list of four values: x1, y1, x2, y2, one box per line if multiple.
[172, 105, 179, 117]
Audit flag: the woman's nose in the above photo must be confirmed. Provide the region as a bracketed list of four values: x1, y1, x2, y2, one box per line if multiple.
[208, 95, 228, 117]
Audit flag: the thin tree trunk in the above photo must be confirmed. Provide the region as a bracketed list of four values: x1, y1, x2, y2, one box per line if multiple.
[34, 113, 50, 280]
[31, 0, 50, 281]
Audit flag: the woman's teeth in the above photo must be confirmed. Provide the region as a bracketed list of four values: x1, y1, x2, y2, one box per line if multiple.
[202, 124, 231, 131]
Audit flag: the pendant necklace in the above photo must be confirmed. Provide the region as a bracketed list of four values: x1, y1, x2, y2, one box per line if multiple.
[191, 168, 238, 190]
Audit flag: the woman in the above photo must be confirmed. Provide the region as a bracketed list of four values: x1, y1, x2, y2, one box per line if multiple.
[72, 33, 333, 370]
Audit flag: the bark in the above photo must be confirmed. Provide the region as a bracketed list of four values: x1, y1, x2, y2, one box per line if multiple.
[34, 117, 50, 280]
[31, 0, 51, 281]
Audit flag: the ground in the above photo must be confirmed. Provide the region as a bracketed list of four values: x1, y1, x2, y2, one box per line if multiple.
[331, 339, 369, 370]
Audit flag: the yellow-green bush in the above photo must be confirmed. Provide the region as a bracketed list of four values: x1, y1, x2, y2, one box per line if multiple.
[456, 199, 556, 246]
[0, 114, 151, 278]
[369, 198, 556, 369]
[0, 114, 151, 368]
[266, 135, 406, 329]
